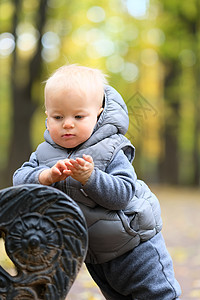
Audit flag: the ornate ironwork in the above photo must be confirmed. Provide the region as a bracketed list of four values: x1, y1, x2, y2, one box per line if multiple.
[0, 184, 88, 299]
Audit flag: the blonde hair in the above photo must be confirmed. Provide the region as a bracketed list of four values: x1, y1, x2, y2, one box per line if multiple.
[44, 64, 108, 107]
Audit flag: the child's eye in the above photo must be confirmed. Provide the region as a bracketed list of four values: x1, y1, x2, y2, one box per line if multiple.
[75, 115, 83, 119]
[54, 116, 62, 120]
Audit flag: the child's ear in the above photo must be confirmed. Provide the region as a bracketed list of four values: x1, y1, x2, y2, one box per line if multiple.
[45, 111, 49, 130]
[98, 107, 104, 116]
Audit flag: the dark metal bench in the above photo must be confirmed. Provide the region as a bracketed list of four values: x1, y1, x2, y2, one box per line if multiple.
[0, 184, 88, 299]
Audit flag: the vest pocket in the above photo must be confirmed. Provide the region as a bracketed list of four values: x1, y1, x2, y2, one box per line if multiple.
[119, 194, 157, 237]
[117, 210, 139, 236]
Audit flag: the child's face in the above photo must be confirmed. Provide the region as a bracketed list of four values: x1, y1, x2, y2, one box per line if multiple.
[45, 85, 103, 149]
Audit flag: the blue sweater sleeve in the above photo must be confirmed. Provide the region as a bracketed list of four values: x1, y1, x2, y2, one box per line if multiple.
[13, 152, 49, 185]
[82, 150, 137, 210]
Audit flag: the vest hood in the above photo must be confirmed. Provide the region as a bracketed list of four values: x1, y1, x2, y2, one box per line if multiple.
[94, 85, 129, 135]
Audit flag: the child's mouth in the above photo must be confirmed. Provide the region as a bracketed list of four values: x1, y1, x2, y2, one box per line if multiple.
[62, 134, 75, 137]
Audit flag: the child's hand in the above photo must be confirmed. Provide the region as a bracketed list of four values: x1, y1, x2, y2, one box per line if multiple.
[39, 159, 71, 185]
[64, 154, 94, 185]
[39, 155, 94, 186]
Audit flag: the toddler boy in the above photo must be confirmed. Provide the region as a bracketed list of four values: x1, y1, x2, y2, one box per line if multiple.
[13, 64, 181, 299]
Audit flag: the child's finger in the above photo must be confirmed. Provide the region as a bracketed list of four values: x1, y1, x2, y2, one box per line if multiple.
[63, 169, 72, 175]
[64, 159, 73, 167]
[64, 161, 74, 171]
[51, 166, 62, 176]
[56, 160, 68, 171]
[75, 158, 86, 166]
[68, 159, 80, 169]
[83, 154, 93, 163]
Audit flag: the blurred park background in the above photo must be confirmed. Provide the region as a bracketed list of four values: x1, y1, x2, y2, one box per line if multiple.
[0, 0, 200, 299]
[0, 0, 199, 188]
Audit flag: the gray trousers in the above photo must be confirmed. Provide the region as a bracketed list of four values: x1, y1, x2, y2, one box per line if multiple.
[86, 232, 181, 300]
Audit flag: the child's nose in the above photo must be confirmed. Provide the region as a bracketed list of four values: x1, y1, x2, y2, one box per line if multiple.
[63, 119, 74, 129]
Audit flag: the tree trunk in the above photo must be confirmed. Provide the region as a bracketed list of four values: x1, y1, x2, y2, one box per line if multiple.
[193, 13, 200, 186]
[159, 62, 180, 184]
[2, 0, 48, 187]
